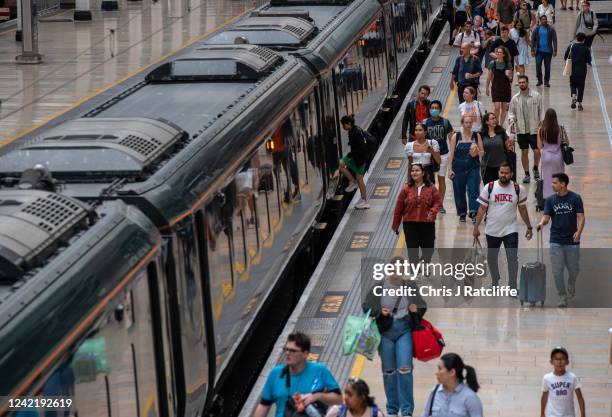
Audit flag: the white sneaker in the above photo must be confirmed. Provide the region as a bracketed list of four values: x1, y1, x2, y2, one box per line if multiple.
[355, 198, 370, 209]
[345, 182, 358, 192]
[557, 296, 568, 308]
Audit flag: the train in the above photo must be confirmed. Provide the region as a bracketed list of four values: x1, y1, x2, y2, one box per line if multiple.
[0, 0, 443, 416]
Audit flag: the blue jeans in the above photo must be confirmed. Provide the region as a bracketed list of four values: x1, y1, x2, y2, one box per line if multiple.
[536, 52, 553, 84]
[550, 243, 580, 296]
[379, 318, 414, 416]
[486, 232, 519, 289]
[452, 142, 481, 216]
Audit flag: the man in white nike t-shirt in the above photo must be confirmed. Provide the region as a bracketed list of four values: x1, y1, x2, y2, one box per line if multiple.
[541, 347, 586, 417]
[473, 163, 533, 289]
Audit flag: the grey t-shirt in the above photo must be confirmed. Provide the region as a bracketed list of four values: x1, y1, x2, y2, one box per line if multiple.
[482, 131, 508, 167]
[380, 281, 411, 319]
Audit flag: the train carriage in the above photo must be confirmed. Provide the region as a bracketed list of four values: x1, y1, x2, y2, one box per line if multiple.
[0, 0, 443, 416]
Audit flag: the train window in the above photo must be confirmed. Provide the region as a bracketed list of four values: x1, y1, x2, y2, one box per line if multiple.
[15, 271, 160, 417]
[254, 145, 273, 242]
[317, 76, 341, 177]
[203, 204, 234, 311]
[175, 221, 209, 404]
[335, 15, 390, 118]
[236, 157, 260, 262]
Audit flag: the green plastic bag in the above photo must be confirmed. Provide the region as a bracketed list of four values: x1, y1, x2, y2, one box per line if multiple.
[72, 337, 110, 383]
[342, 309, 381, 360]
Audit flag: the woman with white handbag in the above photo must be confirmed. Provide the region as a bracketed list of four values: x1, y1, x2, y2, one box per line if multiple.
[563, 32, 592, 111]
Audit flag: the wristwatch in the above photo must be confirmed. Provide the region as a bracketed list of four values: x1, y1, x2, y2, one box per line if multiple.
[527, 226, 533, 230]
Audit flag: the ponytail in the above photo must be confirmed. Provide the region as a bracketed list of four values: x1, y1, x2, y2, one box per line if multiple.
[464, 365, 480, 393]
[440, 353, 480, 393]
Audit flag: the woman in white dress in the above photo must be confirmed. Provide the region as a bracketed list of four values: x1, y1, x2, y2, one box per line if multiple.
[510, 19, 531, 76]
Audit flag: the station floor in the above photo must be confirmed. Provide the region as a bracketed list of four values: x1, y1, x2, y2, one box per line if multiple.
[243, 9, 612, 417]
[360, 9, 612, 416]
[0, 0, 253, 145]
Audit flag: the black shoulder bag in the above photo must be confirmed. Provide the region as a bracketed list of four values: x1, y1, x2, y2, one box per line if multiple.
[426, 384, 440, 416]
[560, 126, 574, 165]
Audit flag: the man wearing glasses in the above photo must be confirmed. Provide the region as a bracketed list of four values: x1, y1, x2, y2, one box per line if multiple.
[254, 332, 342, 417]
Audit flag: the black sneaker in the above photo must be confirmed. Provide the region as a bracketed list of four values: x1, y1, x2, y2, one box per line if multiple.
[577, 103, 584, 111]
[439, 205, 446, 214]
[545, 83, 551, 88]
[536, 81, 543, 86]
[533, 170, 541, 181]
[459, 214, 467, 222]
[523, 174, 531, 184]
[571, 99, 577, 109]
[568, 6, 573, 9]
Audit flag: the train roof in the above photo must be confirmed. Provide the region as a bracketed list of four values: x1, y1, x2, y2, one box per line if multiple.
[0, 191, 159, 396]
[0, 0, 383, 226]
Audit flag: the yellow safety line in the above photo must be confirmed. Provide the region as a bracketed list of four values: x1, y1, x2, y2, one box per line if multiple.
[0, 8, 254, 148]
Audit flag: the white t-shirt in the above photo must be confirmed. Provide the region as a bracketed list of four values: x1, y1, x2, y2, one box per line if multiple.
[542, 371, 582, 417]
[458, 101, 484, 133]
[405, 140, 440, 165]
[453, 30, 482, 47]
[537, 4, 555, 23]
[477, 180, 527, 237]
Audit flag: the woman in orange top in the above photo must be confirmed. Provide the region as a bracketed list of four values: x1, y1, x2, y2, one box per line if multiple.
[392, 164, 441, 266]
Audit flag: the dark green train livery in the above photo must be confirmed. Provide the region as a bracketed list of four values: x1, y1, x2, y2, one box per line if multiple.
[0, 0, 442, 416]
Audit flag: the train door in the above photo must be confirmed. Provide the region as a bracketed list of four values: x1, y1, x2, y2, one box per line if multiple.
[11, 262, 166, 417]
[168, 218, 210, 417]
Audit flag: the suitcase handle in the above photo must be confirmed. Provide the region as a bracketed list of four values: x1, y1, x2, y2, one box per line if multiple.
[536, 227, 543, 263]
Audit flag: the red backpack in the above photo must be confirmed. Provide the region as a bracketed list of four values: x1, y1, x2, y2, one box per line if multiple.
[413, 319, 445, 362]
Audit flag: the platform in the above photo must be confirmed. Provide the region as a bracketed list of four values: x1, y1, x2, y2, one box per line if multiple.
[0, 0, 253, 145]
[240, 9, 612, 417]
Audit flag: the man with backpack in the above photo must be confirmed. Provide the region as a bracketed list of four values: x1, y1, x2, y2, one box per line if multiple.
[453, 20, 482, 48]
[473, 163, 534, 290]
[339, 115, 372, 209]
[424, 100, 454, 214]
[451, 44, 482, 103]
[575, 1, 598, 49]
[401, 85, 431, 144]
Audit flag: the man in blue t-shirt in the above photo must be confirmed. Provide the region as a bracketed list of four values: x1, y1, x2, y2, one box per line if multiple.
[537, 173, 585, 307]
[531, 15, 558, 86]
[254, 332, 342, 417]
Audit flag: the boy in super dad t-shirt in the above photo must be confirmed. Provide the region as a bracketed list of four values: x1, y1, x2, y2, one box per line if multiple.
[541, 347, 585, 417]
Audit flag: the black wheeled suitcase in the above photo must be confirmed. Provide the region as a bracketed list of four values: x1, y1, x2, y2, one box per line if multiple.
[519, 230, 546, 306]
[535, 178, 545, 211]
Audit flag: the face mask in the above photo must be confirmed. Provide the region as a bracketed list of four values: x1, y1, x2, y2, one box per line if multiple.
[430, 109, 441, 117]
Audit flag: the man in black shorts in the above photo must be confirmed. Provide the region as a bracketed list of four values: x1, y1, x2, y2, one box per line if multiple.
[508, 75, 544, 183]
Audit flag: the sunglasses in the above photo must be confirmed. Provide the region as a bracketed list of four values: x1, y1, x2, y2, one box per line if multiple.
[283, 347, 304, 354]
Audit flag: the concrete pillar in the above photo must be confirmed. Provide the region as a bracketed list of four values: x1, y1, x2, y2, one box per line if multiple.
[16, 0, 43, 63]
[15, 0, 22, 42]
[73, 0, 91, 21]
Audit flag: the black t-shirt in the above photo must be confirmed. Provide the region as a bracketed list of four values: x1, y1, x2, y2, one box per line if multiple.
[424, 117, 454, 155]
[491, 37, 520, 61]
[543, 191, 584, 245]
[348, 126, 369, 166]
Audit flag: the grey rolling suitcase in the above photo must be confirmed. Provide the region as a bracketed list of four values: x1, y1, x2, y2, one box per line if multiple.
[519, 230, 546, 306]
